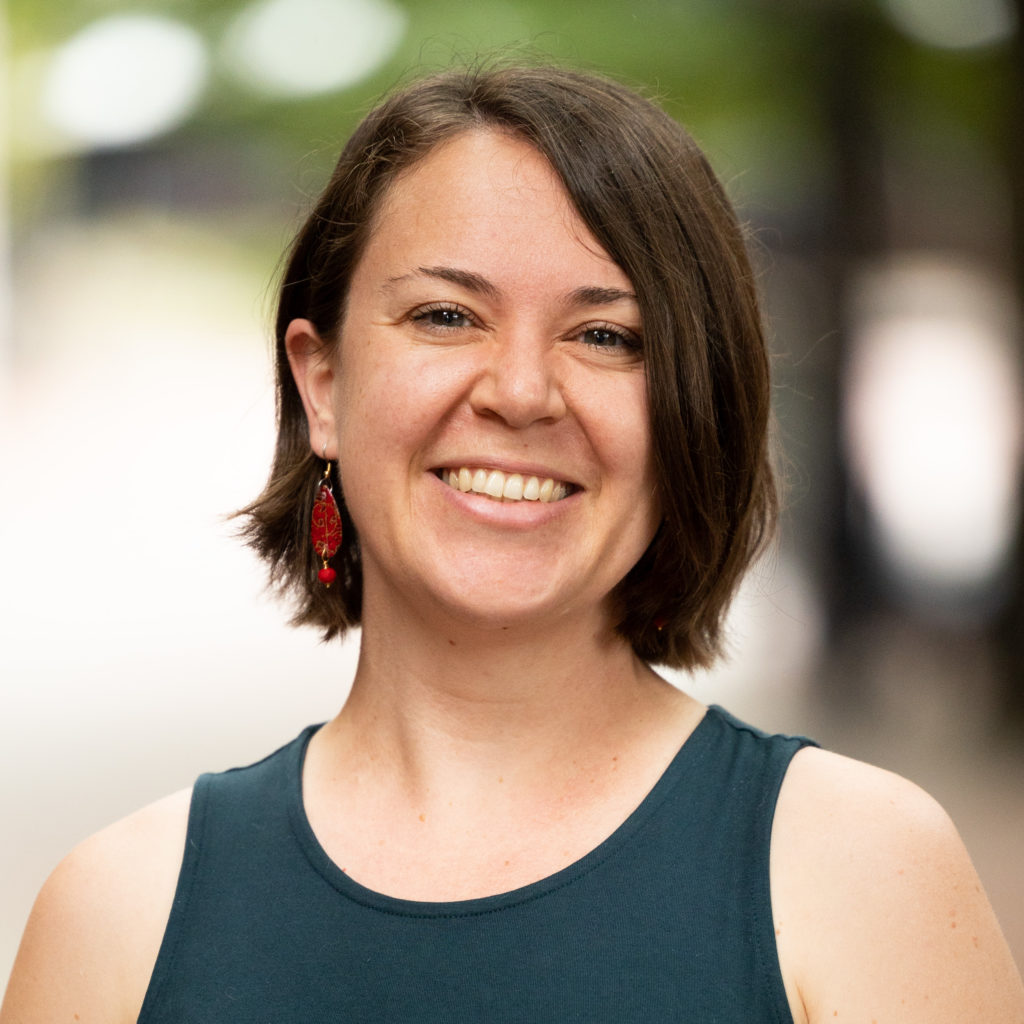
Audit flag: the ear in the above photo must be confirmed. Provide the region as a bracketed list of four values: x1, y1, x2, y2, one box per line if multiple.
[285, 318, 338, 460]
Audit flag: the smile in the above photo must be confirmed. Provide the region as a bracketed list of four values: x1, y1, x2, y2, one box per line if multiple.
[438, 467, 572, 503]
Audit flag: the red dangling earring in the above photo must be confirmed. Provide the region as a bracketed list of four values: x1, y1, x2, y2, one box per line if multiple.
[311, 460, 342, 586]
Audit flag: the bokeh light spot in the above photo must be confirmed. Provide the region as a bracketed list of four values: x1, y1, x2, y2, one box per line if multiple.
[882, 0, 1017, 50]
[846, 260, 1023, 595]
[223, 0, 407, 98]
[41, 14, 208, 150]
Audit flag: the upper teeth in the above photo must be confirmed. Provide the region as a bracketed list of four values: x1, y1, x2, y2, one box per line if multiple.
[442, 467, 570, 503]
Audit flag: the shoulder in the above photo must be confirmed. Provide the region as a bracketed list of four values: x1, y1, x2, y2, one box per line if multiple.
[775, 745, 956, 855]
[771, 747, 1024, 1024]
[0, 788, 192, 1024]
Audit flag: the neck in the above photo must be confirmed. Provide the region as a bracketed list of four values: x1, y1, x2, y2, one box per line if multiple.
[302, 585, 704, 903]
[321, 583, 690, 796]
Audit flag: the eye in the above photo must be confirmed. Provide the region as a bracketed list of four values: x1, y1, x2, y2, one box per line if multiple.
[579, 323, 642, 353]
[411, 303, 475, 330]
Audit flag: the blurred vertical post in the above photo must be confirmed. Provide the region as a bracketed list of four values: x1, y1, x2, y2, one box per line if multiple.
[995, 0, 1024, 726]
[812, 0, 886, 672]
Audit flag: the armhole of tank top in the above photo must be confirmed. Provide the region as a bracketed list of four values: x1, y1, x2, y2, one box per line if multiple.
[752, 738, 811, 1024]
[136, 774, 211, 1024]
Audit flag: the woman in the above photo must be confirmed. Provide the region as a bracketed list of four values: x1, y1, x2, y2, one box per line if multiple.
[3, 64, 1022, 1023]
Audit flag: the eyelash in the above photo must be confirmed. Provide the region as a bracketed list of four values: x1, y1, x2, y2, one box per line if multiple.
[410, 302, 475, 331]
[409, 303, 642, 353]
[577, 322, 642, 352]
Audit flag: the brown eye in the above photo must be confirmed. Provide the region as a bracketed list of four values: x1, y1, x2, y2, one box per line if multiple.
[584, 328, 618, 347]
[429, 309, 466, 327]
[413, 304, 473, 329]
[581, 324, 641, 351]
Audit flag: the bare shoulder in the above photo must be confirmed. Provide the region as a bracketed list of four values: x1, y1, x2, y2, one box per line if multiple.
[772, 747, 1024, 1024]
[0, 788, 192, 1024]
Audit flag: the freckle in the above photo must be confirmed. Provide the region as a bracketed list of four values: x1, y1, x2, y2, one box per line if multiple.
[448, 639, 456, 646]
[897, 868, 905, 876]
[775, 927, 781, 936]
[504, 860, 510, 866]
[419, 813, 426, 822]
[951, 921, 957, 929]
[498, 777, 503, 783]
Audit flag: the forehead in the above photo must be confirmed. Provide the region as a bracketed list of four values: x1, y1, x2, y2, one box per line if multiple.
[386, 129, 559, 203]
[358, 129, 627, 289]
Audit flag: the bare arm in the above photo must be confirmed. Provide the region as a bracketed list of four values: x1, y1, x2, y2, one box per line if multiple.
[0, 789, 190, 1024]
[773, 747, 1024, 1024]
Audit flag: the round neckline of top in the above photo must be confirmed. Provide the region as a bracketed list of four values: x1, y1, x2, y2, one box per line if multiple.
[285, 703, 728, 918]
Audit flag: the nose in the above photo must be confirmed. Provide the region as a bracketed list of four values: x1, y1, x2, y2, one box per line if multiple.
[468, 332, 567, 428]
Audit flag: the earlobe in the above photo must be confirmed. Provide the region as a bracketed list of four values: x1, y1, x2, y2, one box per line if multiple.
[285, 318, 338, 459]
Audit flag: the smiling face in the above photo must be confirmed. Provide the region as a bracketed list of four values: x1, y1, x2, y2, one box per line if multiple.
[289, 130, 661, 636]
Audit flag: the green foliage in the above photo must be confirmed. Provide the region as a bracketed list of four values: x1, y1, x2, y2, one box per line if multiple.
[5, 0, 1017, 241]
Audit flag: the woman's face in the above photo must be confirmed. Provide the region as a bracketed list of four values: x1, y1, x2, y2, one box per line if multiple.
[293, 130, 660, 634]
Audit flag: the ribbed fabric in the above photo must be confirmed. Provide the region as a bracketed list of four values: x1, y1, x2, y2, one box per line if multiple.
[138, 705, 815, 1023]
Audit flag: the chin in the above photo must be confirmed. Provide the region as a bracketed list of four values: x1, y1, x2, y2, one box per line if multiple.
[423, 577, 587, 632]
[445, 592, 564, 628]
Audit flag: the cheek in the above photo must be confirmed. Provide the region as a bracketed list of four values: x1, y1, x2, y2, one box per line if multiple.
[333, 345, 467, 459]
[591, 381, 655, 476]
[599, 386, 661, 526]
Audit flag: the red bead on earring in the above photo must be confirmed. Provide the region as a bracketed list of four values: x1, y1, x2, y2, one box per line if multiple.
[311, 462, 342, 586]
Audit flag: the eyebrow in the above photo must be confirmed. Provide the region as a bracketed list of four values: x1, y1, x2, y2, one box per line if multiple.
[386, 266, 499, 300]
[386, 266, 637, 309]
[567, 285, 637, 308]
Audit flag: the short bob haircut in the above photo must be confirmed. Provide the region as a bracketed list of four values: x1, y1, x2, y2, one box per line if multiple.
[240, 62, 776, 671]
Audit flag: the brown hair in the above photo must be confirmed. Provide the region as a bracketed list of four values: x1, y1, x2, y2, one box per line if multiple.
[239, 62, 776, 670]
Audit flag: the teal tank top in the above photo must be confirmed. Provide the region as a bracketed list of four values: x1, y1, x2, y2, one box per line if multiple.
[138, 705, 815, 1022]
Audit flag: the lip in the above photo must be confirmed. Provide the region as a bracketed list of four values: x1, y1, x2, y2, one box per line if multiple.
[428, 467, 580, 528]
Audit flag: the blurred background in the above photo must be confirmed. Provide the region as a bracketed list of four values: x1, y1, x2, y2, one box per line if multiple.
[1, 0, 1022, 987]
